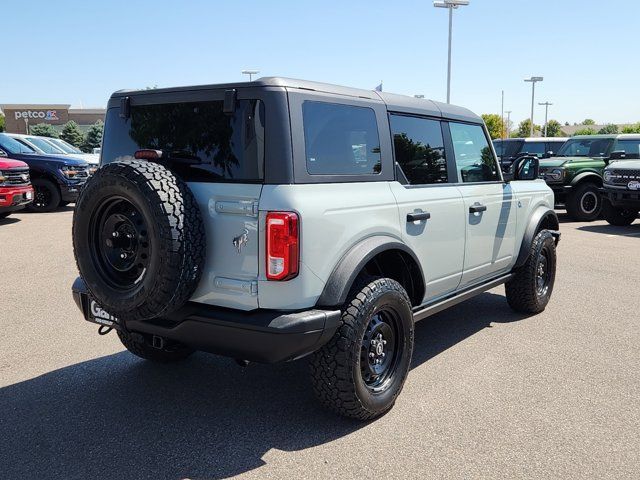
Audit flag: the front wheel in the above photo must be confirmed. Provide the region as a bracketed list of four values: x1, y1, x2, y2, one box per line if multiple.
[565, 182, 601, 221]
[506, 230, 557, 314]
[309, 277, 414, 420]
[602, 199, 638, 226]
[28, 178, 61, 212]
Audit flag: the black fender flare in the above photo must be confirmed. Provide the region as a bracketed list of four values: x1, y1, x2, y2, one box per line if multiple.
[570, 171, 602, 187]
[316, 235, 425, 308]
[514, 207, 560, 268]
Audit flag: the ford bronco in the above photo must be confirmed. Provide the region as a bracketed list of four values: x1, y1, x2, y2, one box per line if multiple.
[601, 135, 640, 226]
[71, 78, 560, 419]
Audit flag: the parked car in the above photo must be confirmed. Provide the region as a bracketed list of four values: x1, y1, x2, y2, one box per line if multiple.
[493, 137, 568, 172]
[7, 133, 98, 175]
[601, 134, 640, 225]
[538, 134, 622, 221]
[0, 133, 90, 212]
[44, 137, 100, 165]
[0, 156, 33, 219]
[71, 77, 560, 419]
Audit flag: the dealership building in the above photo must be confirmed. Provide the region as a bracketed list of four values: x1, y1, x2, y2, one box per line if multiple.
[0, 104, 106, 135]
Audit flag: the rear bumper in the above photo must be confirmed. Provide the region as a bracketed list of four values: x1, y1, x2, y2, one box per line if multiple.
[71, 277, 341, 363]
[0, 185, 33, 212]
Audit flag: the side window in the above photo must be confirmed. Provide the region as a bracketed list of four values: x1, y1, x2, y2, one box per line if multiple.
[615, 140, 640, 159]
[449, 123, 500, 183]
[522, 142, 546, 157]
[302, 101, 381, 175]
[390, 115, 447, 184]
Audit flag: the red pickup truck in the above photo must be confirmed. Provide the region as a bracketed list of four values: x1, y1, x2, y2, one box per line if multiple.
[0, 157, 34, 219]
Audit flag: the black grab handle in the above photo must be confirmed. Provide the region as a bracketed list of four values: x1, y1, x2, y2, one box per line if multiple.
[407, 212, 431, 222]
[469, 204, 487, 213]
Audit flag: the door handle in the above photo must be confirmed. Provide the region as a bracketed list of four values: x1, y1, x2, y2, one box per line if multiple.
[469, 203, 487, 213]
[407, 212, 431, 222]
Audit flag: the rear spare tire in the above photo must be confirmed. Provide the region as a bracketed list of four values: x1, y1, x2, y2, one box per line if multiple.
[73, 160, 206, 321]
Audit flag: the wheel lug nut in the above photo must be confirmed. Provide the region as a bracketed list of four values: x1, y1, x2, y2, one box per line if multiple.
[112, 232, 119, 237]
[120, 253, 127, 259]
[369, 352, 375, 358]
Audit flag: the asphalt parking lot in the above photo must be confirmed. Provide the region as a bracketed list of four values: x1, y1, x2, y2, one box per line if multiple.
[0, 209, 638, 480]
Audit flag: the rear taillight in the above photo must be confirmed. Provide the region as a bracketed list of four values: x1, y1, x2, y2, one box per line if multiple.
[266, 212, 299, 281]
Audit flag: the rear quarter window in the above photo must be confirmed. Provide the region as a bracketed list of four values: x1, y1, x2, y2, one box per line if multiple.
[302, 101, 381, 175]
[101, 99, 265, 182]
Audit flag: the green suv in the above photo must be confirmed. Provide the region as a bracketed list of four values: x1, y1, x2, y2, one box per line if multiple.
[539, 135, 621, 221]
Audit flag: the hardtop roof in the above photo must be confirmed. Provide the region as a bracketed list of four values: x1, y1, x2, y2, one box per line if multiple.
[110, 77, 481, 123]
[494, 137, 569, 142]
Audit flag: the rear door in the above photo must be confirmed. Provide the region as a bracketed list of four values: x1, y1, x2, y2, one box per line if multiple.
[388, 114, 465, 302]
[101, 91, 268, 310]
[446, 121, 517, 287]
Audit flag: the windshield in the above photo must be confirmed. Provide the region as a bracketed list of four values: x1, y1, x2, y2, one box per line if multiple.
[50, 138, 82, 154]
[0, 133, 36, 154]
[556, 138, 613, 157]
[493, 140, 523, 158]
[25, 136, 65, 154]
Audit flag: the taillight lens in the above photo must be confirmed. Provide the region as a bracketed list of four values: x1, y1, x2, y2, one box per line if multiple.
[266, 212, 299, 281]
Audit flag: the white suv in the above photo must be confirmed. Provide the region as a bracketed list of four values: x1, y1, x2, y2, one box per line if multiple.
[71, 78, 560, 419]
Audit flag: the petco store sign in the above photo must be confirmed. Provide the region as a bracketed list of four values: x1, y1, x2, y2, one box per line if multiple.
[14, 110, 59, 121]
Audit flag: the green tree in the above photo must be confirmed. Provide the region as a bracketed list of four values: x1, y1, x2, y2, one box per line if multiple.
[621, 123, 640, 134]
[598, 124, 619, 134]
[516, 119, 541, 137]
[545, 120, 563, 137]
[60, 121, 85, 148]
[81, 120, 103, 152]
[0, 113, 4, 132]
[29, 123, 59, 138]
[574, 128, 597, 136]
[582, 119, 596, 125]
[481, 114, 504, 139]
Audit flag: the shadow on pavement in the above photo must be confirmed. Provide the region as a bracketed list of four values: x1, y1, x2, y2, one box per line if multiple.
[0, 292, 527, 480]
[578, 223, 640, 236]
[0, 216, 21, 225]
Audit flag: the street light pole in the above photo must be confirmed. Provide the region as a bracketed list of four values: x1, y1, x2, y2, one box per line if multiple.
[524, 76, 543, 137]
[505, 110, 512, 137]
[434, 0, 470, 104]
[241, 70, 260, 81]
[539, 101, 553, 137]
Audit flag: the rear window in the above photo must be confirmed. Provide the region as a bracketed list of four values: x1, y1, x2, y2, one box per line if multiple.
[302, 101, 381, 175]
[101, 99, 265, 182]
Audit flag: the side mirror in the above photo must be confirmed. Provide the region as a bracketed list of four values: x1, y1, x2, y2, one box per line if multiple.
[510, 155, 539, 181]
[542, 151, 554, 159]
[0, 149, 7, 157]
[609, 150, 626, 160]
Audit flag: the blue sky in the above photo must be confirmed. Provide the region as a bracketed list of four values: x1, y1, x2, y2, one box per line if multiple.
[2, 0, 639, 126]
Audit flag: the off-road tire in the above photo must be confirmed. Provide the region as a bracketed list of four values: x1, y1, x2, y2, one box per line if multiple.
[309, 277, 414, 420]
[506, 230, 556, 314]
[565, 182, 601, 221]
[117, 330, 194, 363]
[28, 178, 61, 212]
[73, 160, 206, 321]
[602, 199, 638, 226]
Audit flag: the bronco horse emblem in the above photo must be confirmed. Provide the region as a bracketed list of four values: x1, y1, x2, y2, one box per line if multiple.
[233, 228, 250, 254]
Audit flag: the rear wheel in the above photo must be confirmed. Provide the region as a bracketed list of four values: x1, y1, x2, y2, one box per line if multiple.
[565, 182, 601, 221]
[506, 230, 557, 314]
[602, 199, 638, 226]
[117, 330, 194, 363]
[309, 277, 414, 420]
[28, 178, 61, 212]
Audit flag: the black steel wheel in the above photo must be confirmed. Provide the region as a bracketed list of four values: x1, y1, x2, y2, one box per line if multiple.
[506, 230, 557, 314]
[73, 160, 206, 321]
[566, 182, 601, 221]
[310, 277, 414, 420]
[602, 199, 638, 226]
[27, 178, 61, 213]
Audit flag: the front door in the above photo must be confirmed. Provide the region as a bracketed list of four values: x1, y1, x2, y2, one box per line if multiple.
[388, 114, 466, 303]
[447, 122, 517, 288]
